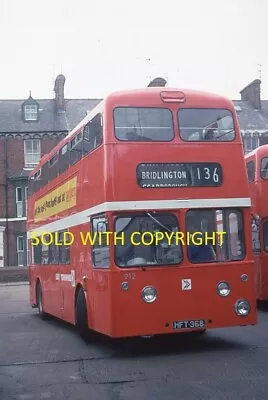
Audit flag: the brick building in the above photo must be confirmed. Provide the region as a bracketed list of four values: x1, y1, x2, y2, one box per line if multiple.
[0, 74, 101, 267]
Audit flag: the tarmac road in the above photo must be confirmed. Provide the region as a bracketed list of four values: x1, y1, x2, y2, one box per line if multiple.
[0, 284, 267, 400]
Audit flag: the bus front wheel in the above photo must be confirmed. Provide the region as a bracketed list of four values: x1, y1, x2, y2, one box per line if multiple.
[75, 288, 90, 342]
[36, 282, 49, 320]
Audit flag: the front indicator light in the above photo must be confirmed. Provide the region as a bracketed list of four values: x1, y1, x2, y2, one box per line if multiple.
[241, 274, 248, 282]
[235, 299, 250, 316]
[141, 286, 157, 303]
[121, 282, 129, 291]
[217, 281, 231, 297]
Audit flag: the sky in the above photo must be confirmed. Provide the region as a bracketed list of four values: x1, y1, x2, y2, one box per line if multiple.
[1, 0, 268, 101]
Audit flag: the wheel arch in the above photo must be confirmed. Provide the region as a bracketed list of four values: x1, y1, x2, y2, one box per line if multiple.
[74, 283, 84, 306]
[74, 283, 92, 329]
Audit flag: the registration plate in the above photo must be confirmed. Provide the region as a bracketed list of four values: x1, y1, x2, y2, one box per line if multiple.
[173, 320, 206, 329]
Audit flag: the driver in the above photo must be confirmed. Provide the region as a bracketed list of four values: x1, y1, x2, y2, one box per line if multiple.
[187, 217, 216, 263]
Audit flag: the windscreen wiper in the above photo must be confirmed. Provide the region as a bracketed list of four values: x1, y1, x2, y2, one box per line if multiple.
[146, 212, 173, 233]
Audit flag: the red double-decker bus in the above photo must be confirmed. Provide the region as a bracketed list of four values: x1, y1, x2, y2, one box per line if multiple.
[245, 144, 268, 301]
[27, 87, 257, 340]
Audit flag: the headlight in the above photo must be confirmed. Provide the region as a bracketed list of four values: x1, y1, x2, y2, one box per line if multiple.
[217, 281, 231, 297]
[235, 299, 250, 316]
[141, 286, 157, 303]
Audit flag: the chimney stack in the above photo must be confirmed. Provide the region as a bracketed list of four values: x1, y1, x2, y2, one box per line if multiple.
[240, 79, 261, 109]
[54, 74, 66, 111]
[147, 77, 167, 87]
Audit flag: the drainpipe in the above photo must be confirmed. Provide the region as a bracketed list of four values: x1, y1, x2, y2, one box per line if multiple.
[4, 135, 9, 266]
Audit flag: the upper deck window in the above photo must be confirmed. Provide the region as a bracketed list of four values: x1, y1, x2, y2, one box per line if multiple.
[113, 107, 174, 142]
[83, 113, 102, 154]
[178, 109, 235, 142]
[260, 157, 268, 179]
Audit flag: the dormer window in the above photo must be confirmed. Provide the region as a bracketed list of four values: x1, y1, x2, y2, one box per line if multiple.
[24, 105, 38, 121]
[22, 92, 39, 122]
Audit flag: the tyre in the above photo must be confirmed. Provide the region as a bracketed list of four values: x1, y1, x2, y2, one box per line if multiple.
[257, 299, 268, 311]
[75, 289, 90, 342]
[36, 282, 49, 320]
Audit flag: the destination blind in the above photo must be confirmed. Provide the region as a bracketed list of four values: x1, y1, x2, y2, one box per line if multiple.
[136, 163, 223, 188]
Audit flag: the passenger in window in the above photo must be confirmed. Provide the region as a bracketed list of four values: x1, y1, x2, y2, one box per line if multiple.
[204, 122, 218, 141]
[204, 128, 215, 140]
[187, 218, 216, 263]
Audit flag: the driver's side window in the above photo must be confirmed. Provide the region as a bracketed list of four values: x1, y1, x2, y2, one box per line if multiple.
[91, 216, 110, 268]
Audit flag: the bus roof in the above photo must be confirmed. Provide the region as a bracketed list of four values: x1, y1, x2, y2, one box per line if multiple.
[29, 87, 234, 178]
[105, 87, 231, 103]
[245, 144, 268, 160]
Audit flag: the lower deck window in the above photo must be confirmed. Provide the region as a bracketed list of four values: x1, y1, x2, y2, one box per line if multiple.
[32, 231, 70, 265]
[186, 209, 245, 263]
[114, 213, 182, 267]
